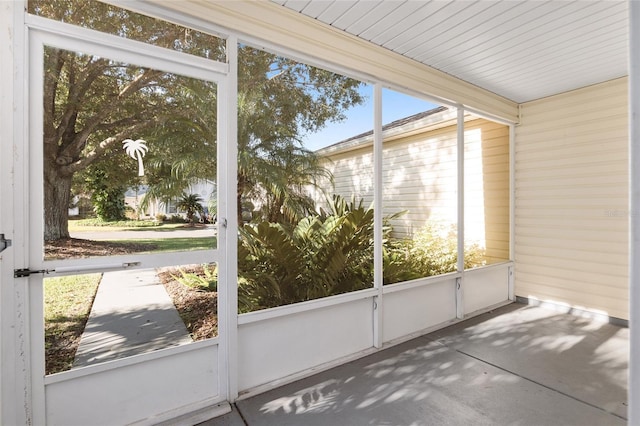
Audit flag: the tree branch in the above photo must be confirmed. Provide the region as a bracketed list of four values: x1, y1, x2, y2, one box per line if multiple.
[43, 49, 65, 142]
[56, 56, 111, 144]
[65, 121, 155, 174]
[62, 68, 162, 158]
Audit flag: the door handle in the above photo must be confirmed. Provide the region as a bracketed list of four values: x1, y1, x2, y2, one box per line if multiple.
[0, 234, 11, 254]
[14, 261, 141, 278]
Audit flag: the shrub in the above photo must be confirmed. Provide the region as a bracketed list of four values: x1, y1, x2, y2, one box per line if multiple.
[236, 196, 487, 311]
[124, 205, 137, 220]
[384, 222, 487, 284]
[409, 222, 460, 276]
[237, 196, 374, 312]
[70, 218, 159, 228]
[167, 214, 186, 223]
[92, 186, 126, 221]
[173, 264, 217, 292]
[155, 213, 167, 222]
[176, 193, 205, 225]
[382, 240, 423, 284]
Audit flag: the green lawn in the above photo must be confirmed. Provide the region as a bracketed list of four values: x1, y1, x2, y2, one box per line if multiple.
[112, 237, 216, 252]
[44, 273, 102, 374]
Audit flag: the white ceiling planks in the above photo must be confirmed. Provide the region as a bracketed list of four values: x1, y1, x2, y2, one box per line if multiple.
[273, 0, 629, 103]
[334, 1, 403, 36]
[315, 1, 359, 25]
[357, 1, 425, 42]
[293, 0, 332, 18]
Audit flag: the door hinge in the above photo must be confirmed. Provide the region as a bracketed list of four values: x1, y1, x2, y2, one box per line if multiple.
[0, 234, 11, 254]
[14, 268, 49, 278]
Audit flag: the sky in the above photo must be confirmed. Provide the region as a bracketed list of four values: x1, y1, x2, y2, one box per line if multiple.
[302, 86, 439, 151]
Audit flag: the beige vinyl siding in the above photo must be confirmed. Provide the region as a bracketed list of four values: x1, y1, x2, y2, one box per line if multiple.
[321, 118, 510, 265]
[465, 120, 510, 264]
[382, 125, 458, 237]
[322, 148, 374, 206]
[515, 77, 629, 320]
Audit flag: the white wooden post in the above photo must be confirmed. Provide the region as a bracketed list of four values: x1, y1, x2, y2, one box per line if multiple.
[1, 1, 30, 424]
[220, 35, 239, 402]
[628, 0, 639, 423]
[0, 3, 14, 424]
[456, 106, 465, 319]
[509, 123, 516, 301]
[373, 83, 383, 348]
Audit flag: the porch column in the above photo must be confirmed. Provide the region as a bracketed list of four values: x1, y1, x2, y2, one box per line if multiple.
[629, 0, 639, 424]
[0, 1, 26, 425]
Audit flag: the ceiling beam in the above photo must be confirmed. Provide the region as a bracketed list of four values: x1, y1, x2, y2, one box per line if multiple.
[145, 0, 519, 123]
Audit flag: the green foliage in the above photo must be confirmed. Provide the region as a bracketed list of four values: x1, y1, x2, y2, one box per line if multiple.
[237, 196, 374, 312]
[167, 214, 187, 224]
[35, 0, 364, 239]
[253, 144, 332, 226]
[155, 213, 167, 222]
[384, 222, 487, 284]
[29, 0, 226, 60]
[382, 240, 424, 285]
[410, 222, 486, 274]
[234, 45, 363, 224]
[176, 193, 205, 224]
[87, 171, 126, 222]
[408, 222, 460, 276]
[71, 218, 159, 228]
[174, 264, 218, 292]
[238, 198, 488, 311]
[91, 189, 125, 222]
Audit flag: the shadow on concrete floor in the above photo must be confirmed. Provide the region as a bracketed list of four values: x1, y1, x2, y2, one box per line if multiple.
[201, 303, 628, 426]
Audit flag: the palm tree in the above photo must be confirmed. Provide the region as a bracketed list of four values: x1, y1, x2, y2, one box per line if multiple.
[257, 142, 332, 225]
[123, 138, 148, 176]
[176, 193, 205, 225]
[236, 91, 333, 226]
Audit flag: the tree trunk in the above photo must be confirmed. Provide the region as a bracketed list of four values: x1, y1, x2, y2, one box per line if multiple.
[237, 174, 247, 226]
[237, 188, 244, 226]
[43, 163, 72, 241]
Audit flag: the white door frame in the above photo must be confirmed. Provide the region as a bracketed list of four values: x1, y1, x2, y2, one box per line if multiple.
[13, 12, 235, 424]
[1, 2, 29, 424]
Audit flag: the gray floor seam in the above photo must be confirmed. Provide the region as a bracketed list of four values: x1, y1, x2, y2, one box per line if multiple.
[447, 345, 627, 421]
[234, 403, 249, 426]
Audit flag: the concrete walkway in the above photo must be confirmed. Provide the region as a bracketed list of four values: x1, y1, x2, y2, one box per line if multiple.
[74, 268, 192, 367]
[203, 303, 628, 426]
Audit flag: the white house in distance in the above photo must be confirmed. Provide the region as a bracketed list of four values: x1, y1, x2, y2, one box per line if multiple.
[124, 180, 216, 220]
[315, 107, 510, 265]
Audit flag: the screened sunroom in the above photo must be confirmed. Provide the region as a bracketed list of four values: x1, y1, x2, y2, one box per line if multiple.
[0, 1, 636, 425]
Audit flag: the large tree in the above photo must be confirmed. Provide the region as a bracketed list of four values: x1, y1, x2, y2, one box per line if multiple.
[235, 46, 360, 224]
[34, 0, 224, 240]
[33, 0, 363, 240]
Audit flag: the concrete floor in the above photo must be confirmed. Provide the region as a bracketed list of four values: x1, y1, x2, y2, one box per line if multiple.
[202, 303, 628, 426]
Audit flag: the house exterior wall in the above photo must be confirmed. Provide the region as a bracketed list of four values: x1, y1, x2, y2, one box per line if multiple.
[319, 118, 510, 265]
[381, 123, 458, 236]
[515, 77, 629, 320]
[465, 119, 511, 265]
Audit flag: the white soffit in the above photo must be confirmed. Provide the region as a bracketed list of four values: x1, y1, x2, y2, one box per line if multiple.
[271, 0, 628, 103]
